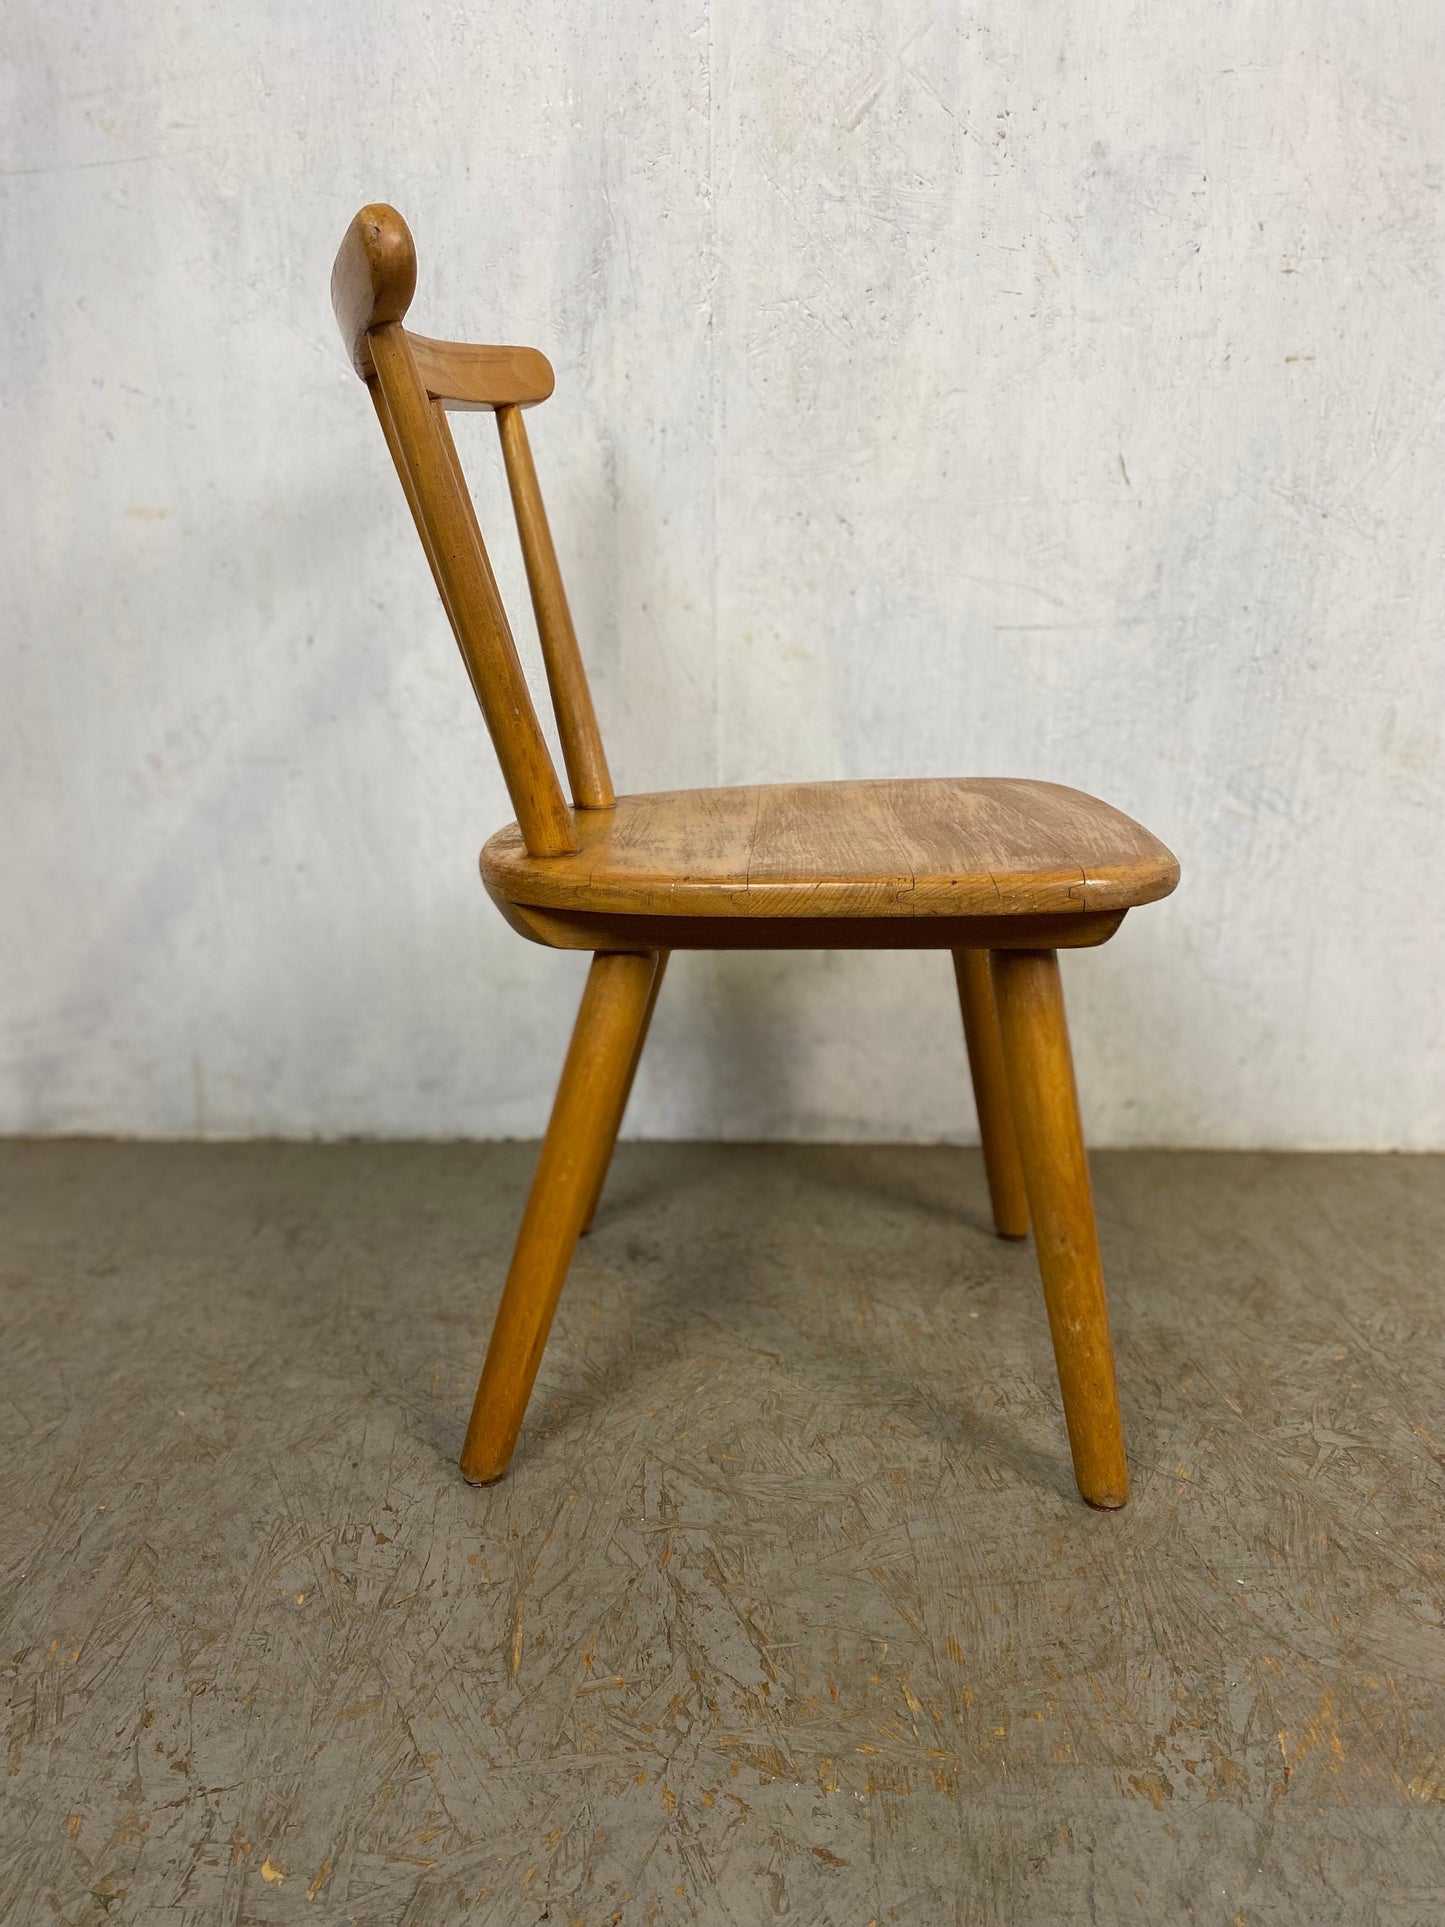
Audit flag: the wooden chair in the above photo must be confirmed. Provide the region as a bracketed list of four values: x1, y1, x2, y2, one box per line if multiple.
[331, 204, 1179, 1509]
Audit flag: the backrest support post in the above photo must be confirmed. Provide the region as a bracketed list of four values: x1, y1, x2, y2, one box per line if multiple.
[333, 203, 610, 858]
[368, 321, 577, 856]
[495, 405, 614, 811]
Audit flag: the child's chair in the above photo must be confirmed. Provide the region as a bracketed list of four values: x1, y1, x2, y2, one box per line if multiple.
[331, 205, 1179, 1508]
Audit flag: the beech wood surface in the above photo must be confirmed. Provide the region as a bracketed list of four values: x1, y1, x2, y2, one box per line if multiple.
[331, 201, 1182, 1507]
[460, 951, 661, 1484]
[482, 778, 1178, 921]
[331, 202, 417, 376]
[579, 952, 670, 1235]
[496, 404, 614, 810]
[406, 334, 554, 409]
[367, 322, 576, 856]
[953, 949, 1030, 1240]
[991, 949, 1130, 1508]
[485, 900, 1128, 954]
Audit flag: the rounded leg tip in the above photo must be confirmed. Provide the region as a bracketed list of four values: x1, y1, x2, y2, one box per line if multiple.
[1081, 1484, 1129, 1510]
[459, 1441, 512, 1486]
[996, 1225, 1029, 1242]
[460, 1464, 508, 1487]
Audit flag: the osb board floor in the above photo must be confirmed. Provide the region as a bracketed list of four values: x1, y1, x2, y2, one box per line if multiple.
[1, 1143, 1442, 1926]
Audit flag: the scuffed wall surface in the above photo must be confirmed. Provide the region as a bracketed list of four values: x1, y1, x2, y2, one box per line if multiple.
[2, 1, 1441, 1145]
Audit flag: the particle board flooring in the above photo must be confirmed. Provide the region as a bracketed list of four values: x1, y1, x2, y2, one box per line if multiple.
[1, 1142, 1442, 1925]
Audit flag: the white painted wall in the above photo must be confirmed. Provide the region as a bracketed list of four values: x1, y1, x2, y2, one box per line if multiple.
[3, 1, 1442, 1147]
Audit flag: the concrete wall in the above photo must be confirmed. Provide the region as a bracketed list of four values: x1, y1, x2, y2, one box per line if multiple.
[4, 1, 1442, 1146]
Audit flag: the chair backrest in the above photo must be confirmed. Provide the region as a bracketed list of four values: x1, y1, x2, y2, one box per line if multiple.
[331, 203, 613, 857]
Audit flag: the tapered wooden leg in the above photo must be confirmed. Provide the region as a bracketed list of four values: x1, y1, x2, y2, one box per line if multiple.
[579, 951, 670, 1235]
[460, 950, 661, 1485]
[990, 949, 1129, 1508]
[952, 948, 1029, 1239]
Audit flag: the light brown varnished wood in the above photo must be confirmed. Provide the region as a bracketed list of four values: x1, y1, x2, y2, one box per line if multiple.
[460, 950, 661, 1484]
[366, 320, 576, 856]
[359, 330, 555, 406]
[991, 950, 1129, 1507]
[497, 404, 614, 810]
[369, 380, 458, 635]
[580, 952, 669, 1235]
[332, 202, 418, 377]
[405, 334, 555, 410]
[953, 949, 1029, 1239]
[334, 207, 554, 405]
[485, 898, 1129, 953]
[332, 204, 1180, 1504]
[482, 779, 1178, 922]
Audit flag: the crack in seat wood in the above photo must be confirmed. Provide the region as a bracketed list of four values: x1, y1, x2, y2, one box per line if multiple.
[331, 203, 1181, 1509]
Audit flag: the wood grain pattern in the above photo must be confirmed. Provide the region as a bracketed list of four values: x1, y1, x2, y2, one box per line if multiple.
[953, 948, 1030, 1239]
[580, 951, 670, 1235]
[460, 950, 661, 1484]
[496, 403, 614, 810]
[332, 204, 1181, 1504]
[485, 898, 1129, 952]
[481, 778, 1179, 921]
[366, 321, 577, 856]
[333, 207, 554, 405]
[407, 334, 555, 409]
[992, 949, 1129, 1507]
[331, 201, 418, 376]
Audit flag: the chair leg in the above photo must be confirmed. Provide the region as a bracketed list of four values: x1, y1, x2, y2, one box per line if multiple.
[460, 950, 661, 1485]
[989, 948, 1129, 1508]
[952, 948, 1029, 1240]
[579, 951, 670, 1235]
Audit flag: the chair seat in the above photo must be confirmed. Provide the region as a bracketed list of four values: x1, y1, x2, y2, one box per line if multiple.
[481, 777, 1178, 921]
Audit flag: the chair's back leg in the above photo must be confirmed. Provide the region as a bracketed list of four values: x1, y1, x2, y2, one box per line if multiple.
[952, 948, 1029, 1239]
[460, 950, 662, 1484]
[579, 951, 670, 1235]
[990, 948, 1129, 1508]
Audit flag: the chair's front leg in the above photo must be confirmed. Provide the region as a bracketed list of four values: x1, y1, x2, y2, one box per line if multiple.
[952, 948, 1029, 1239]
[989, 948, 1129, 1508]
[460, 949, 662, 1485]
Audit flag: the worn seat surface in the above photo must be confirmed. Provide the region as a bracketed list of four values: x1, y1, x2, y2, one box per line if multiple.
[481, 776, 1179, 920]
